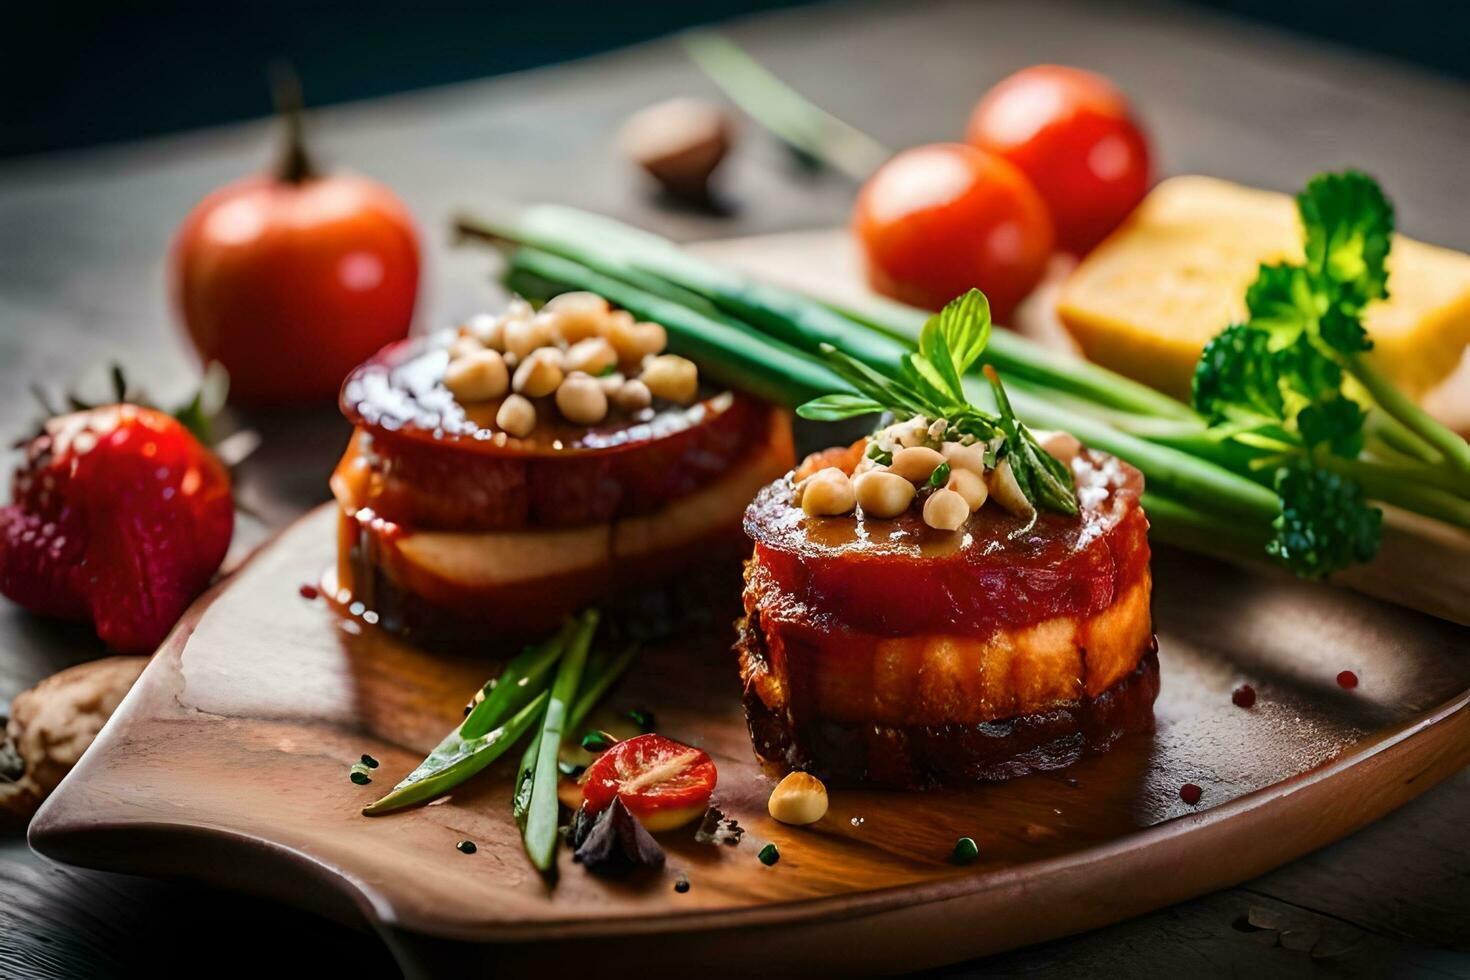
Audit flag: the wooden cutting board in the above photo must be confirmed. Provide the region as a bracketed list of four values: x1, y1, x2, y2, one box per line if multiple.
[27, 230, 1470, 974]
[28, 502, 1470, 974]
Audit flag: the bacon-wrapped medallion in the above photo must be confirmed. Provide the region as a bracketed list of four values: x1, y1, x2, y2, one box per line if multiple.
[329, 294, 794, 638]
[736, 423, 1157, 788]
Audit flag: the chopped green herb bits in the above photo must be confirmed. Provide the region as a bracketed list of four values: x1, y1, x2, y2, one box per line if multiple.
[628, 708, 656, 732]
[951, 836, 979, 865]
[360, 754, 379, 769]
[456, 839, 477, 854]
[928, 461, 951, 488]
[758, 842, 780, 866]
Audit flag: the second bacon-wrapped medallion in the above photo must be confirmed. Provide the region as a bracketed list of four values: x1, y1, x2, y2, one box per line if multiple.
[734, 289, 1158, 787]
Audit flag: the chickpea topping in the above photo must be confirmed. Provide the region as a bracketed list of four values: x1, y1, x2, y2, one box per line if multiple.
[767, 771, 828, 826]
[513, 348, 565, 398]
[640, 354, 699, 405]
[465, 313, 504, 350]
[544, 291, 611, 344]
[448, 334, 484, 361]
[505, 318, 546, 359]
[502, 316, 550, 359]
[854, 469, 915, 519]
[555, 372, 609, 425]
[613, 379, 653, 413]
[947, 466, 989, 511]
[1039, 429, 1083, 466]
[443, 350, 509, 402]
[609, 317, 668, 364]
[495, 394, 537, 438]
[564, 337, 618, 377]
[799, 467, 856, 517]
[988, 457, 1035, 516]
[889, 446, 946, 483]
[923, 488, 969, 530]
[892, 415, 931, 449]
[942, 441, 987, 475]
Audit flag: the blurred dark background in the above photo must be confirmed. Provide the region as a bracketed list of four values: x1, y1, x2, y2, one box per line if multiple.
[4, 0, 1467, 160]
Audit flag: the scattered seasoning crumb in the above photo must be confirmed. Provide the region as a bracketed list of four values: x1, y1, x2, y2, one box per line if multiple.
[951, 837, 979, 865]
[695, 807, 744, 847]
[1180, 783, 1203, 805]
[298, 583, 319, 600]
[758, 843, 780, 866]
[674, 875, 691, 893]
[360, 754, 379, 769]
[1336, 670, 1359, 689]
[456, 840, 477, 854]
[350, 770, 372, 786]
[1232, 684, 1257, 708]
[628, 708, 656, 733]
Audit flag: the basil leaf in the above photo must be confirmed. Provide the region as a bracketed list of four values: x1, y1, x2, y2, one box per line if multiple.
[797, 393, 885, 420]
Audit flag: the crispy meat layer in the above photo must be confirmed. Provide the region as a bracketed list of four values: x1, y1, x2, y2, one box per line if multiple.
[736, 445, 1156, 786]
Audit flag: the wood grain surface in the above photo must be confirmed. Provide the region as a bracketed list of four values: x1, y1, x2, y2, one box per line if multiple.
[26, 502, 1470, 972]
[4, 1, 1470, 976]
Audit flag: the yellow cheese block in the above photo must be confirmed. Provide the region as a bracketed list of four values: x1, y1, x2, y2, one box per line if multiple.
[1056, 175, 1470, 401]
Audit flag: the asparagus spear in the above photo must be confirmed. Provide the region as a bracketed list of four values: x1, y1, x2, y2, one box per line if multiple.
[522, 610, 599, 874]
[512, 642, 640, 826]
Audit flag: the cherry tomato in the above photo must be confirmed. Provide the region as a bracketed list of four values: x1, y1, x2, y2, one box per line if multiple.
[581, 733, 717, 831]
[170, 106, 419, 407]
[966, 65, 1152, 255]
[852, 143, 1052, 322]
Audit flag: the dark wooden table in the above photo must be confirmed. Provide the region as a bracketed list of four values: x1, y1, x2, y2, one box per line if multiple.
[2, 1, 1467, 975]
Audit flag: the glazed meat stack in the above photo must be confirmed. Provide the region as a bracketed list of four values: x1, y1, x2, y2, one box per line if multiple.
[330, 294, 793, 638]
[737, 438, 1157, 787]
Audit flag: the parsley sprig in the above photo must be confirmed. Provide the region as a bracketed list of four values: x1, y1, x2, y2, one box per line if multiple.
[797, 289, 1078, 516]
[1190, 170, 1469, 577]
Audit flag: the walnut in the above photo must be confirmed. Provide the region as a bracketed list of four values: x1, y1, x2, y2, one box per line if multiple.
[1, 656, 146, 825]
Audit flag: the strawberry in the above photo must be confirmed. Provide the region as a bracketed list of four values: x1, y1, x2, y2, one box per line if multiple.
[0, 405, 233, 653]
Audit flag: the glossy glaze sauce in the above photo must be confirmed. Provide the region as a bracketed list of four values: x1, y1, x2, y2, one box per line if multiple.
[744, 447, 1149, 636]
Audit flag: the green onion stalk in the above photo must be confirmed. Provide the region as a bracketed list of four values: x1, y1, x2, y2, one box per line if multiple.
[497, 241, 1279, 552]
[466, 209, 1470, 574]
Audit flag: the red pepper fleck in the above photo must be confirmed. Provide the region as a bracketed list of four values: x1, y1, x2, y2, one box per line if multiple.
[1231, 684, 1256, 708]
[299, 583, 320, 600]
[1336, 670, 1359, 689]
[1180, 783, 1203, 805]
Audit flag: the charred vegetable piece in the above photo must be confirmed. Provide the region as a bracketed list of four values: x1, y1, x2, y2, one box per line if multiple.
[572, 797, 666, 876]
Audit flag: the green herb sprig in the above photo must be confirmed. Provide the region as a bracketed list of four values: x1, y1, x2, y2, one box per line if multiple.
[796, 289, 1078, 516]
[1189, 170, 1469, 576]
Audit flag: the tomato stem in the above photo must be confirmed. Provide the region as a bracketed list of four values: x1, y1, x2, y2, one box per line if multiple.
[269, 62, 315, 184]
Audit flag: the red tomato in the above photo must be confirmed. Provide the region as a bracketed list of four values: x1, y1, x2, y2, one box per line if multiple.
[852, 143, 1052, 322]
[966, 65, 1152, 255]
[170, 128, 419, 407]
[581, 734, 717, 831]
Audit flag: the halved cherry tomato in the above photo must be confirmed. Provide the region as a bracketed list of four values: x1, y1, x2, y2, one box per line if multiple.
[852, 142, 1053, 322]
[966, 65, 1152, 255]
[581, 734, 717, 831]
